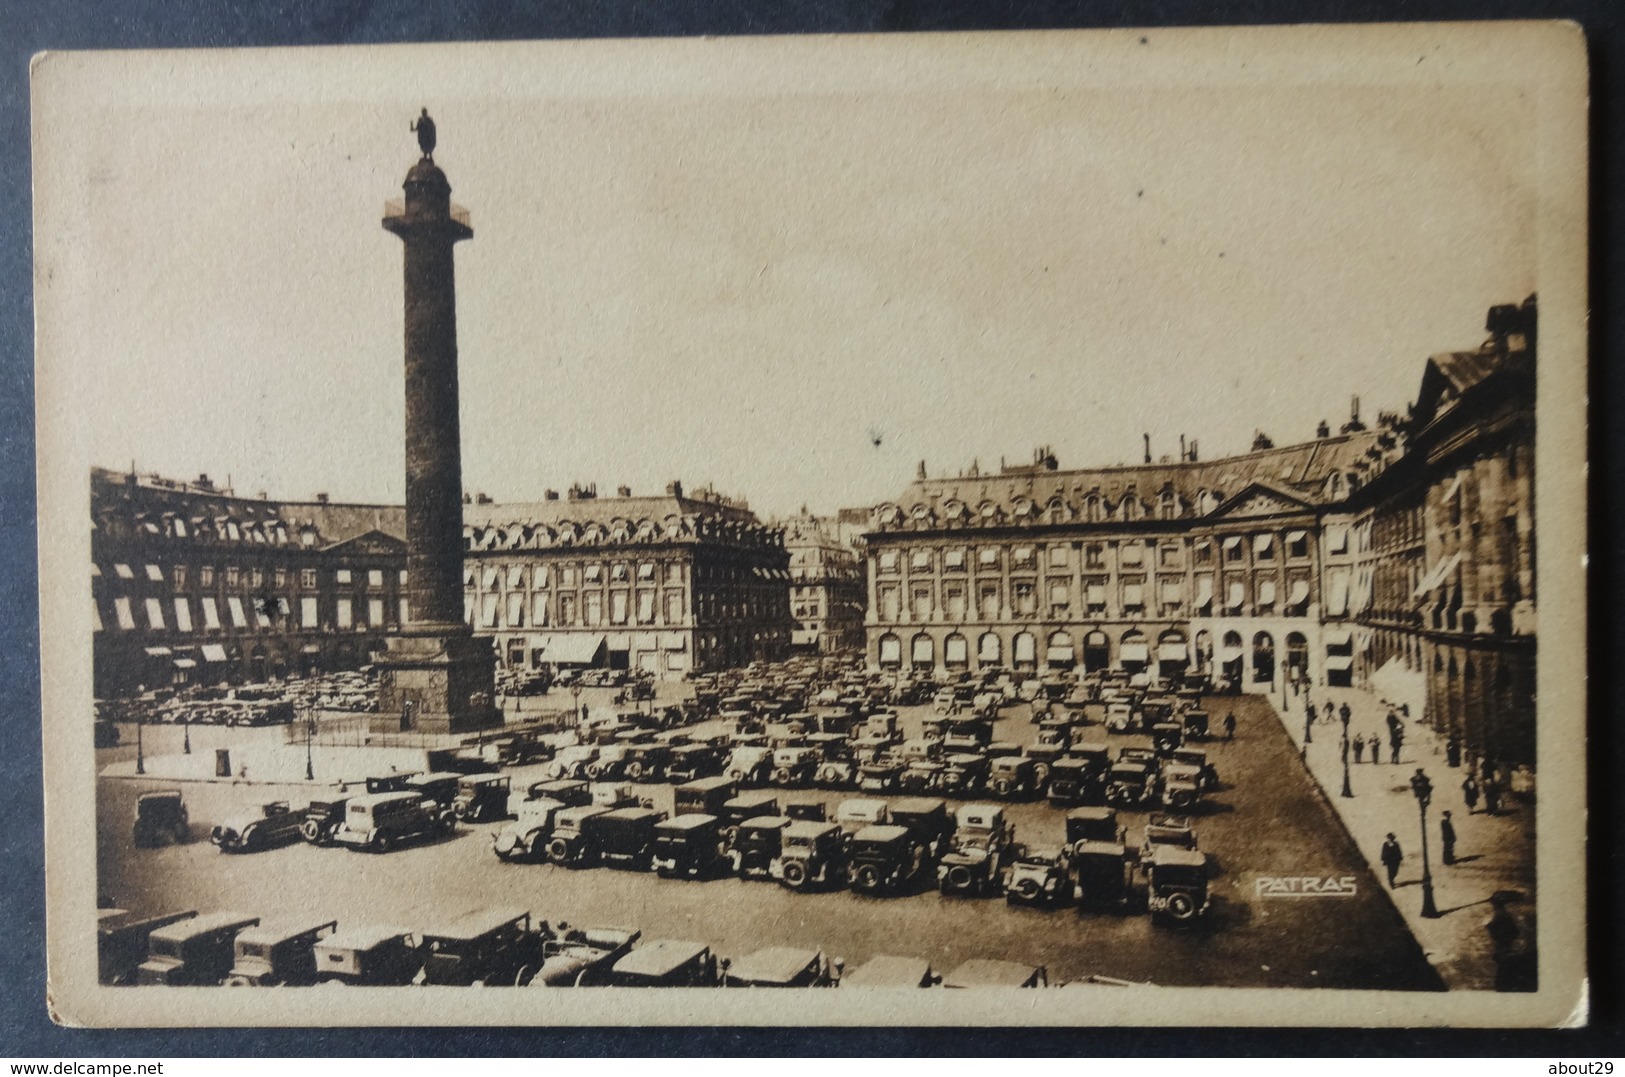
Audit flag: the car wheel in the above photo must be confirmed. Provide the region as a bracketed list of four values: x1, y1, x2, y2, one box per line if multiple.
[300, 819, 323, 843]
[1032, 763, 1051, 788]
[626, 762, 644, 781]
[781, 860, 809, 889]
[584, 763, 604, 780]
[1013, 878, 1041, 902]
[855, 864, 880, 891]
[772, 767, 793, 786]
[1165, 891, 1199, 922]
[546, 838, 571, 864]
[373, 832, 393, 854]
[993, 779, 1012, 797]
[727, 769, 746, 784]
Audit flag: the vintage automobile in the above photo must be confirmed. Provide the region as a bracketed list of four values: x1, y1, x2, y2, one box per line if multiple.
[1071, 840, 1135, 910]
[333, 790, 453, 853]
[889, 797, 953, 861]
[1104, 701, 1147, 734]
[732, 815, 794, 879]
[589, 781, 645, 809]
[1065, 806, 1125, 848]
[544, 804, 615, 867]
[212, 800, 305, 853]
[365, 773, 421, 795]
[1150, 722, 1185, 756]
[137, 911, 260, 985]
[452, 774, 512, 823]
[223, 918, 338, 986]
[1139, 813, 1199, 863]
[772, 819, 847, 890]
[1045, 755, 1102, 807]
[1005, 846, 1072, 907]
[722, 946, 843, 987]
[674, 775, 738, 817]
[312, 924, 423, 985]
[941, 717, 994, 755]
[417, 908, 551, 986]
[594, 806, 668, 871]
[853, 711, 903, 751]
[723, 745, 775, 787]
[769, 746, 821, 787]
[1159, 761, 1205, 810]
[919, 714, 948, 742]
[1145, 846, 1210, 924]
[1170, 747, 1220, 791]
[805, 732, 855, 786]
[763, 717, 811, 747]
[717, 791, 781, 844]
[665, 743, 725, 784]
[620, 744, 670, 783]
[491, 797, 569, 863]
[988, 755, 1039, 800]
[941, 958, 1049, 989]
[403, 771, 464, 809]
[132, 790, 190, 848]
[545, 745, 601, 782]
[783, 798, 827, 822]
[527, 926, 642, 986]
[1181, 709, 1211, 740]
[608, 939, 722, 987]
[856, 752, 903, 794]
[98, 909, 197, 985]
[833, 797, 890, 840]
[583, 745, 633, 781]
[839, 954, 937, 988]
[937, 803, 1014, 897]
[651, 813, 729, 879]
[300, 796, 353, 845]
[846, 825, 923, 896]
[1027, 722, 1072, 785]
[939, 752, 990, 797]
[1103, 759, 1158, 807]
[510, 778, 591, 817]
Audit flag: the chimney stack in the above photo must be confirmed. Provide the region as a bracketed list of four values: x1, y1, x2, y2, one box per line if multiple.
[1143, 433, 1151, 464]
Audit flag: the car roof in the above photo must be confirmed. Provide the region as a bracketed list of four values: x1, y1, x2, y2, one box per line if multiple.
[559, 804, 612, 821]
[657, 813, 718, 832]
[726, 946, 821, 984]
[738, 815, 793, 832]
[151, 911, 258, 942]
[678, 776, 735, 790]
[1149, 846, 1207, 868]
[837, 798, 888, 815]
[955, 803, 1003, 824]
[782, 820, 840, 839]
[346, 790, 423, 809]
[409, 771, 464, 783]
[840, 954, 933, 988]
[852, 824, 910, 843]
[601, 807, 662, 822]
[235, 917, 336, 947]
[612, 939, 709, 976]
[461, 773, 507, 785]
[316, 923, 412, 952]
[725, 791, 779, 807]
[943, 958, 1044, 987]
[426, 907, 531, 941]
[889, 797, 946, 814]
[1071, 840, 1127, 857]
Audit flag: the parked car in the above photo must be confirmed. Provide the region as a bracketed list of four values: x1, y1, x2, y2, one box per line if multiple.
[545, 745, 600, 781]
[1065, 806, 1125, 848]
[722, 946, 842, 987]
[937, 803, 1014, 897]
[594, 807, 668, 871]
[783, 797, 827, 822]
[212, 801, 304, 853]
[137, 911, 260, 985]
[1170, 747, 1220, 791]
[449, 774, 511, 824]
[942, 718, 994, 755]
[665, 743, 725, 784]
[1151, 722, 1185, 756]
[1180, 709, 1211, 740]
[312, 925, 423, 985]
[1139, 813, 1199, 863]
[888, 797, 952, 861]
[583, 745, 632, 781]
[772, 820, 847, 891]
[333, 790, 453, 853]
[609, 939, 721, 987]
[417, 908, 551, 986]
[1005, 846, 1072, 907]
[403, 771, 463, 809]
[490, 798, 569, 863]
[1104, 701, 1147, 734]
[939, 753, 990, 797]
[941, 958, 1048, 989]
[132, 790, 189, 848]
[846, 825, 922, 896]
[223, 918, 338, 986]
[724, 745, 775, 786]
[510, 778, 591, 816]
[833, 797, 890, 841]
[717, 791, 780, 845]
[856, 753, 903, 794]
[674, 776, 738, 818]
[839, 954, 937, 988]
[769, 746, 821, 787]
[988, 755, 1039, 799]
[1159, 761, 1205, 809]
[1071, 841, 1134, 910]
[98, 909, 196, 985]
[544, 804, 614, 867]
[528, 926, 642, 987]
[621, 744, 670, 783]
[300, 797, 352, 845]
[732, 815, 794, 879]
[651, 814, 729, 879]
[1103, 760, 1158, 807]
[1145, 846, 1210, 925]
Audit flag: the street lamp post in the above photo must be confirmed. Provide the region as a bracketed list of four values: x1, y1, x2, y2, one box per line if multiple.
[1339, 709, 1353, 798]
[1410, 768, 1441, 918]
[304, 709, 315, 781]
[1303, 701, 1314, 748]
[570, 684, 584, 730]
[135, 707, 145, 776]
[182, 708, 191, 755]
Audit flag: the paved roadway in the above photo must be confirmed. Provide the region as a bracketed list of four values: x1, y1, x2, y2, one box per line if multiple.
[95, 692, 1441, 989]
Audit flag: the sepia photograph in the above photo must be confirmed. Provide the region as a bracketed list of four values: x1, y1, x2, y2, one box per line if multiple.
[32, 22, 1588, 1027]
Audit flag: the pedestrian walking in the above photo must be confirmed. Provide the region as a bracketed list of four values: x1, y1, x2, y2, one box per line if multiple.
[1446, 733, 1462, 768]
[1462, 773, 1481, 813]
[1338, 702, 1352, 727]
[1380, 833, 1403, 888]
[1323, 700, 1335, 723]
[1484, 775, 1502, 815]
[1389, 725, 1405, 764]
[1440, 810, 1457, 865]
[1223, 712, 1236, 741]
[1352, 734, 1365, 763]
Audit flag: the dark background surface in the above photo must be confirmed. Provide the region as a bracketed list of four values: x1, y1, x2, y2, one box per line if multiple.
[0, 0, 1619, 1057]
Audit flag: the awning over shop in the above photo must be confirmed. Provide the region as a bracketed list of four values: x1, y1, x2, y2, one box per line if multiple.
[538, 633, 607, 665]
[792, 629, 818, 647]
[1324, 655, 1354, 671]
[1254, 534, 1274, 554]
[1326, 574, 1350, 616]
[1257, 579, 1277, 606]
[1225, 582, 1244, 610]
[1323, 627, 1353, 647]
[1119, 642, 1150, 664]
[1222, 536, 1242, 552]
[201, 644, 228, 662]
[143, 646, 172, 657]
[1219, 645, 1245, 662]
[172, 658, 197, 669]
[1411, 552, 1464, 598]
[301, 644, 321, 654]
[1158, 642, 1189, 662]
[879, 637, 902, 663]
[1286, 530, 1307, 545]
[1046, 645, 1073, 663]
[1288, 580, 1311, 607]
[1194, 577, 1214, 611]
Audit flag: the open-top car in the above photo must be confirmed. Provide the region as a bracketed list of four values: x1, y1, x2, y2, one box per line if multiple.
[452, 774, 512, 823]
[527, 926, 642, 987]
[941, 958, 1048, 989]
[132, 790, 190, 848]
[312, 924, 422, 985]
[839, 954, 937, 988]
[417, 908, 551, 986]
[721, 946, 842, 987]
[212, 800, 304, 853]
[608, 939, 721, 987]
[223, 918, 338, 986]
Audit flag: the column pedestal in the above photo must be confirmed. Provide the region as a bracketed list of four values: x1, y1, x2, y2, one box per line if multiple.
[374, 622, 499, 734]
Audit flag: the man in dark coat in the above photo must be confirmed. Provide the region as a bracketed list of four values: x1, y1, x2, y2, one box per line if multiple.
[1462, 773, 1481, 813]
[1223, 712, 1236, 741]
[1389, 723, 1405, 764]
[1440, 810, 1457, 865]
[1379, 833, 1403, 888]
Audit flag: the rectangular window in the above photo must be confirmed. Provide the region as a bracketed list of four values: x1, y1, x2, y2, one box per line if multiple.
[532, 564, 550, 588]
[368, 569, 384, 588]
[482, 567, 499, 590]
[879, 585, 901, 621]
[1257, 578, 1277, 609]
[1013, 581, 1035, 615]
[1254, 534, 1276, 561]
[1120, 543, 1143, 567]
[582, 592, 602, 627]
[336, 598, 353, 628]
[558, 593, 576, 626]
[878, 550, 899, 573]
[1012, 547, 1035, 569]
[398, 597, 410, 625]
[978, 547, 1000, 567]
[637, 562, 656, 581]
[300, 568, 317, 589]
[113, 596, 136, 630]
[506, 592, 525, 627]
[172, 565, 188, 590]
[400, 569, 409, 585]
[1287, 530, 1310, 559]
[560, 566, 578, 587]
[1327, 524, 1349, 555]
[665, 591, 684, 623]
[944, 584, 966, 621]
[909, 549, 932, 572]
[1159, 579, 1183, 611]
[610, 591, 629, 625]
[1085, 580, 1107, 613]
[943, 548, 966, 571]
[226, 596, 247, 628]
[225, 566, 240, 589]
[480, 593, 500, 628]
[1223, 536, 1244, 562]
[114, 563, 135, 580]
[508, 565, 525, 589]
[1048, 545, 1068, 568]
[1159, 545, 1181, 569]
[335, 568, 352, 585]
[145, 564, 164, 583]
[252, 567, 267, 588]
[1085, 544, 1105, 569]
[911, 585, 933, 620]
[636, 590, 655, 624]
[611, 563, 629, 583]
[301, 596, 319, 627]
[200, 596, 220, 630]
[1194, 541, 1213, 565]
[1048, 581, 1070, 610]
[144, 597, 166, 629]
[979, 583, 1000, 619]
[171, 597, 192, 632]
[584, 564, 603, 584]
[1122, 582, 1144, 611]
[531, 592, 551, 626]
[369, 598, 385, 626]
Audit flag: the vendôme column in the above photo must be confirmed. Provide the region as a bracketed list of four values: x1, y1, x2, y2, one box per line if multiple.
[375, 109, 498, 734]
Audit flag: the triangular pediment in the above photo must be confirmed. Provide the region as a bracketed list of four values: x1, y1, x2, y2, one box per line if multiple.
[323, 528, 407, 556]
[1209, 481, 1315, 519]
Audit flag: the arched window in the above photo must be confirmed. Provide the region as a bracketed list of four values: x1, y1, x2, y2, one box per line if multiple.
[1083, 630, 1110, 672]
[1120, 628, 1149, 670]
[1012, 631, 1037, 671]
[877, 632, 902, 669]
[1252, 631, 1276, 684]
[944, 632, 969, 670]
[978, 632, 1002, 666]
[1046, 630, 1074, 669]
[911, 632, 934, 669]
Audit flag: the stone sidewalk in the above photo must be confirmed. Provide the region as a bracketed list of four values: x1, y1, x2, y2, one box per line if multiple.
[1263, 683, 1536, 991]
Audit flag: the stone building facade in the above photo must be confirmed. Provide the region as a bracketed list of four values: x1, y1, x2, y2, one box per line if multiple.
[780, 511, 866, 655]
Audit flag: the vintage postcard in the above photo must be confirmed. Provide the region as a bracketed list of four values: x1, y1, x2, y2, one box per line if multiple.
[33, 22, 1588, 1027]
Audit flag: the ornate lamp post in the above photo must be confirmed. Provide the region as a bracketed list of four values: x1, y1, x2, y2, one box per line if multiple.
[1410, 768, 1440, 918]
[1339, 707, 1353, 798]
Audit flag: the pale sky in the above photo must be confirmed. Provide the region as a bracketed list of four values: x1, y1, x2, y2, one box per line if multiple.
[49, 33, 1539, 520]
